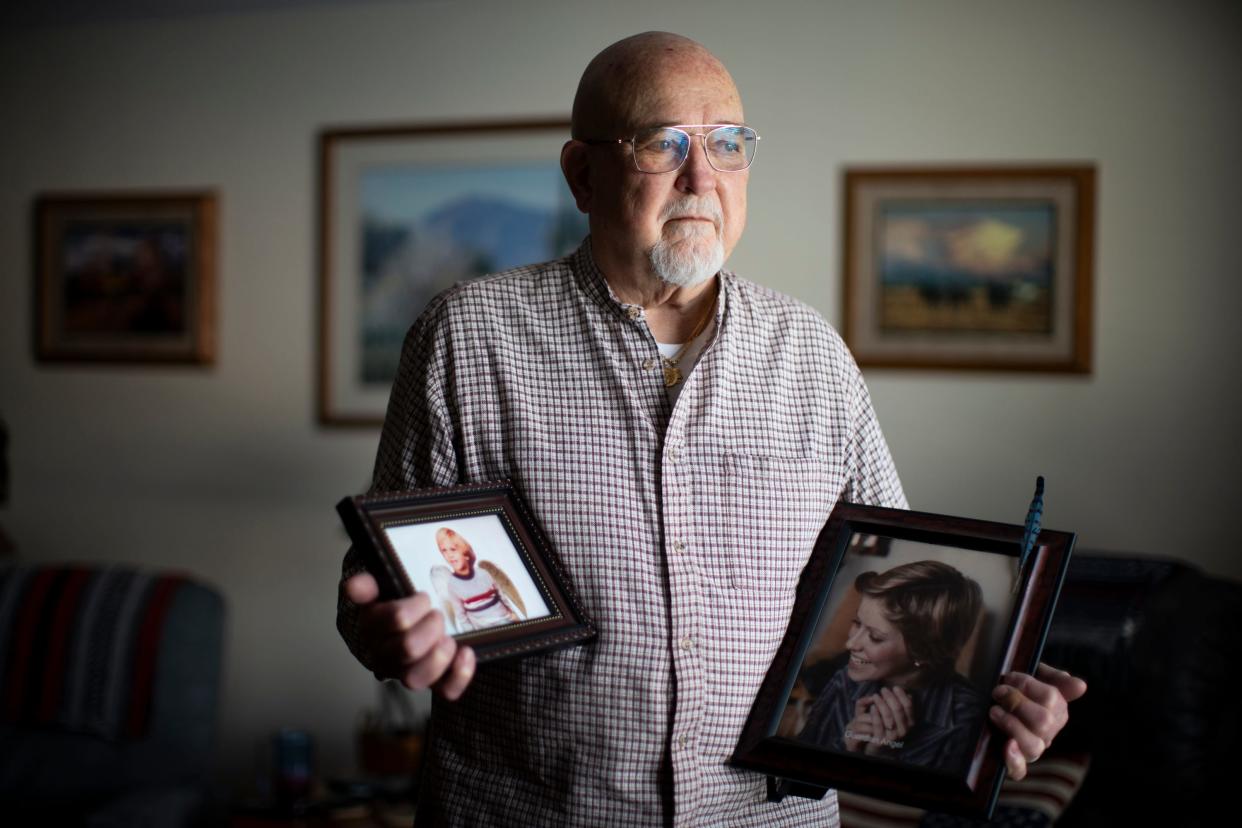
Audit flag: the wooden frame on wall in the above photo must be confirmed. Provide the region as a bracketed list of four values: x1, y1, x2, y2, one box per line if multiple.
[34, 191, 217, 365]
[842, 166, 1095, 373]
[317, 119, 586, 426]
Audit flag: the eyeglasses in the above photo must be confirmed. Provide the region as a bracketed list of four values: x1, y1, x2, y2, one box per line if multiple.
[582, 124, 760, 174]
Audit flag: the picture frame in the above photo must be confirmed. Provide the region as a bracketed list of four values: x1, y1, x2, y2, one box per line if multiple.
[336, 481, 596, 663]
[731, 503, 1074, 819]
[317, 119, 588, 426]
[842, 166, 1095, 372]
[34, 191, 217, 364]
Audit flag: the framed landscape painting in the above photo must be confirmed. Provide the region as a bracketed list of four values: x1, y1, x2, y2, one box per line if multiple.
[842, 166, 1095, 373]
[35, 191, 217, 364]
[318, 119, 588, 425]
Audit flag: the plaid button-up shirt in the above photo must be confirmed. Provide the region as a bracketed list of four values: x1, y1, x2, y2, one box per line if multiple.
[340, 239, 906, 826]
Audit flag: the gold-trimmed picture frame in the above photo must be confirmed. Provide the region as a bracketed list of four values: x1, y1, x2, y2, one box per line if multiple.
[336, 481, 596, 663]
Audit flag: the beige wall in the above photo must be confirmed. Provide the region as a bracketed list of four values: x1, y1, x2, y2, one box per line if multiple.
[2, 0, 1239, 788]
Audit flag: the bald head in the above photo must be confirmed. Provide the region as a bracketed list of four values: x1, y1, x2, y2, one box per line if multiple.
[571, 32, 743, 139]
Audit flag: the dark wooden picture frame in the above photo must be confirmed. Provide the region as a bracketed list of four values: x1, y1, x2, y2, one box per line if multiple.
[337, 481, 595, 663]
[34, 191, 217, 364]
[317, 119, 587, 426]
[842, 165, 1095, 373]
[731, 503, 1074, 819]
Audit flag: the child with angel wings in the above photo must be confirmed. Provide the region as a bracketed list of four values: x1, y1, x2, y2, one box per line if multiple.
[430, 527, 527, 633]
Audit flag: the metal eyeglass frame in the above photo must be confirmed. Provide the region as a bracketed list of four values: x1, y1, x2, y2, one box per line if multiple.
[580, 124, 761, 174]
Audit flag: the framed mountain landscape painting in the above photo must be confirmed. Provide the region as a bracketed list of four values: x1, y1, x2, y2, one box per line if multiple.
[318, 120, 588, 425]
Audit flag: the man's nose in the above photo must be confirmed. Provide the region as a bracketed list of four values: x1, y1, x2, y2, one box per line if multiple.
[675, 133, 718, 194]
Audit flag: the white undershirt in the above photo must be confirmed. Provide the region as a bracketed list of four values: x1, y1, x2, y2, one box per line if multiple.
[655, 317, 717, 406]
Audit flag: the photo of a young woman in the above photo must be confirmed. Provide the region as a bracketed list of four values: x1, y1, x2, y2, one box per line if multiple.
[796, 560, 987, 773]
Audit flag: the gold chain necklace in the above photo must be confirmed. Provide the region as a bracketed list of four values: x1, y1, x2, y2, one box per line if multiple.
[660, 293, 717, 388]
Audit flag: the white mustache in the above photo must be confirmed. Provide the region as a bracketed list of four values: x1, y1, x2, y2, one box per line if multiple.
[660, 198, 723, 230]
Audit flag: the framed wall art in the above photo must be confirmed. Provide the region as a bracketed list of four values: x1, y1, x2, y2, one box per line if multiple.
[34, 191, 217, 364]
[842, 166, 1095, 372]
[336, 481, 596, 663]
[731, 502, 1074, 819]
[318, 119, 589, 426]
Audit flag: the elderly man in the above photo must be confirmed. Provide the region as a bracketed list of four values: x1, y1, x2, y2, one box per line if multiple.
[338, 31, 1084, 826]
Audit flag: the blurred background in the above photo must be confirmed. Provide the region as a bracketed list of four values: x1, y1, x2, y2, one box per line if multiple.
[1, 0, 1239, 813]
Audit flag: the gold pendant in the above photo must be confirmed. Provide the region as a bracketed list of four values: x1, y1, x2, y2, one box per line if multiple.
[662, 359, 682, 388]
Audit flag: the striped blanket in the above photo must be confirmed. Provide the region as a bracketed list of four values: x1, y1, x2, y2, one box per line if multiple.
[839, 751, 1091, 827]
[0, 565, 186, 741]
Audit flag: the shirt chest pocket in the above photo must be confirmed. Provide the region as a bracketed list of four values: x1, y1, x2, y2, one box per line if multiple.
[694, 452, 842, 599]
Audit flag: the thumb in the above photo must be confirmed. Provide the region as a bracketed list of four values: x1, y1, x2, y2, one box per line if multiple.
[342, 571, 380, 605]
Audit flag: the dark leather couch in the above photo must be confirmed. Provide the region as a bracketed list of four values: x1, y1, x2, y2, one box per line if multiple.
[1043, 554, 1241, 827]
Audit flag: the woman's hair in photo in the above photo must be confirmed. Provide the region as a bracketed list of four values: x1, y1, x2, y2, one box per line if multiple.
[435, 527, 477, 566]
[855, 560, 983, 673]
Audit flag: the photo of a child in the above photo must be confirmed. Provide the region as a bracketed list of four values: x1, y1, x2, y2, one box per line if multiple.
[430, 527, 527, 633]
[381, 512, 553, 636]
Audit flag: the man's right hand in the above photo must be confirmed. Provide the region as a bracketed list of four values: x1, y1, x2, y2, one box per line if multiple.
[341, 571, 476, 700]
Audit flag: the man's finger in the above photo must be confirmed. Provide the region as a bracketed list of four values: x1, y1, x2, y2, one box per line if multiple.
[1034, 662, 1088, 702]
[402, 636, 459, 690]
[357, 592, 433, 640]
[1005, 666, 1085, 715]
[377, 609, 448, 667]
[989, 702, 1047, 765]
[436, 645, 477, 701]
[995, 682, 1026, 714]
[1002, 738, 1029, 780]
[994, 678, 1062, 744]
[1001, 671, 1059, 708]
[343, 571, 380, 605]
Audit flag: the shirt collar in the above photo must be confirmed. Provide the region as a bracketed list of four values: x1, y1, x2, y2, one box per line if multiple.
[571, 235, 733, 329]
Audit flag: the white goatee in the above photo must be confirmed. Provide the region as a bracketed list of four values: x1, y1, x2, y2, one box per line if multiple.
[647, 199, 725, 288]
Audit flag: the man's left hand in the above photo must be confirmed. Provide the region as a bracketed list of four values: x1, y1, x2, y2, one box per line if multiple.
[989, 662, 1087, 780]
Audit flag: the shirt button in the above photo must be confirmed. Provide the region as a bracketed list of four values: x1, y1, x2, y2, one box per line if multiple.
[672, 540, 686, 554]
[679, 636, 694, 651]
[626, 306, 642, 320]
[667, 447, 680, 461]
[677, 733, 689, 749]
[642, 358, 655, 371]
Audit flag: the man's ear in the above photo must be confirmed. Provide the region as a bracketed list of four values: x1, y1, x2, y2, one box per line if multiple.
[560, 140, 593, 214]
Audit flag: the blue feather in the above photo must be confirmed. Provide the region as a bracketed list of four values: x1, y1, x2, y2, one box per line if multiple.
[1019, 476, 1045, 577]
